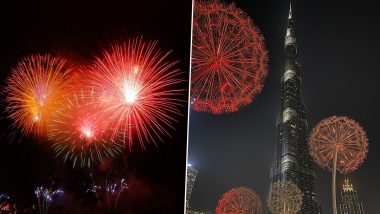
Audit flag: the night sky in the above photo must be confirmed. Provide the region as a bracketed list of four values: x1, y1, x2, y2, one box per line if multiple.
[188, 0, 380, 213]
[0, 0, 191, 213]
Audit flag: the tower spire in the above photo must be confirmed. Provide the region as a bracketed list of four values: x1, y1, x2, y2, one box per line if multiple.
[269, 2, 321, 213]
[286, 1, 295, 37]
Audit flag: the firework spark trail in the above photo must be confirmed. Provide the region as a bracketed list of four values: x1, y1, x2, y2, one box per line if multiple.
[105, 179, 128, 211]
[5, 54, 73, 137]
[87, 174, 128, 212]
[35, 187, 63, 214]
[191, 0, 268, 114]
[112, 178, 128, 209]
[48, 87, 123, 168]
[87, 173, 102, 210]
[86, 37, 185, 149]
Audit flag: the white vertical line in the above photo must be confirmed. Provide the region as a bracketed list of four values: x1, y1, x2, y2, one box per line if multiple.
[184, 0, 194, 213]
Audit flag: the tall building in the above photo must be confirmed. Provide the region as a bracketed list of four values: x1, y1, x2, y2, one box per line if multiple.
[269, 2, 321, 213]
[186, 164, 198, 209]
[340, 179, 364, 214]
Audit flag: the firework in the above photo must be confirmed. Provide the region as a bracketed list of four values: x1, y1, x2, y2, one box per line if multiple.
[216, 187, 262, 214]
[0, 194, 10, 202]
[0, 194, 17, 214]
[105, 178, 128, 210]
[48, 87, 123, 168]
[35, 187, 63, 214]
[191, 0, 268, 114]
[87, 174, 128, 212]
[0, 194, 10, 211]
[309, 116, 368, 214]
[267, 181, 302, 214]
[86, 37, 185, 149]
[4, 54, 73, 137]
[0, 203, 12, 214]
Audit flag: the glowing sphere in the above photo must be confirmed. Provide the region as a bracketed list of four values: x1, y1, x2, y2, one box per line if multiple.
[122, 80, 140, 104]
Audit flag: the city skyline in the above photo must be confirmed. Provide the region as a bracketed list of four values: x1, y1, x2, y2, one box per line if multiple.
[187, 0, 380, 213]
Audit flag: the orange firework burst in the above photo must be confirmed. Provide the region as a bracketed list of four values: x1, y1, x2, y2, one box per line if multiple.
[86, 37, 185, 149]
[48, 88, 123, 168]
[309, 116, 368, 214]
[5, 54, 73, 137]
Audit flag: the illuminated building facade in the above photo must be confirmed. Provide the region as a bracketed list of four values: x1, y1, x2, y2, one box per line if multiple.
[186, 164, 198, 209]
[340, 179, 364, 214]
[269, 3, 321, 213]
[187, 210, 214, 214]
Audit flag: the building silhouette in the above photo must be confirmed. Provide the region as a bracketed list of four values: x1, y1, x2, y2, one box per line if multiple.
[269, 2, 321, 213]
[186, 164, 198, 209]
[340, 179, 364, 214]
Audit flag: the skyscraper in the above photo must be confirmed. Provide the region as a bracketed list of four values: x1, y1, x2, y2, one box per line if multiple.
[269, 2, 321, 213]
[186, 164, 198, 209]
[340, 179, 364, 214]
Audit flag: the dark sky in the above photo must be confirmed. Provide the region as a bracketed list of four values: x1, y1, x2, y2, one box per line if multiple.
[188, 0, 380, 213]
[0, 0, 191, 213]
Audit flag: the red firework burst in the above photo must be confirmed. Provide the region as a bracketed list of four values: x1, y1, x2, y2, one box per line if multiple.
[309, 116, 368, 214]
[191, 0, 268, 114]
[216, 187, 262, 214]
[48, 88, 123, 168]
[86, 37, 185, 149]
[5, 54, 73, 137]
